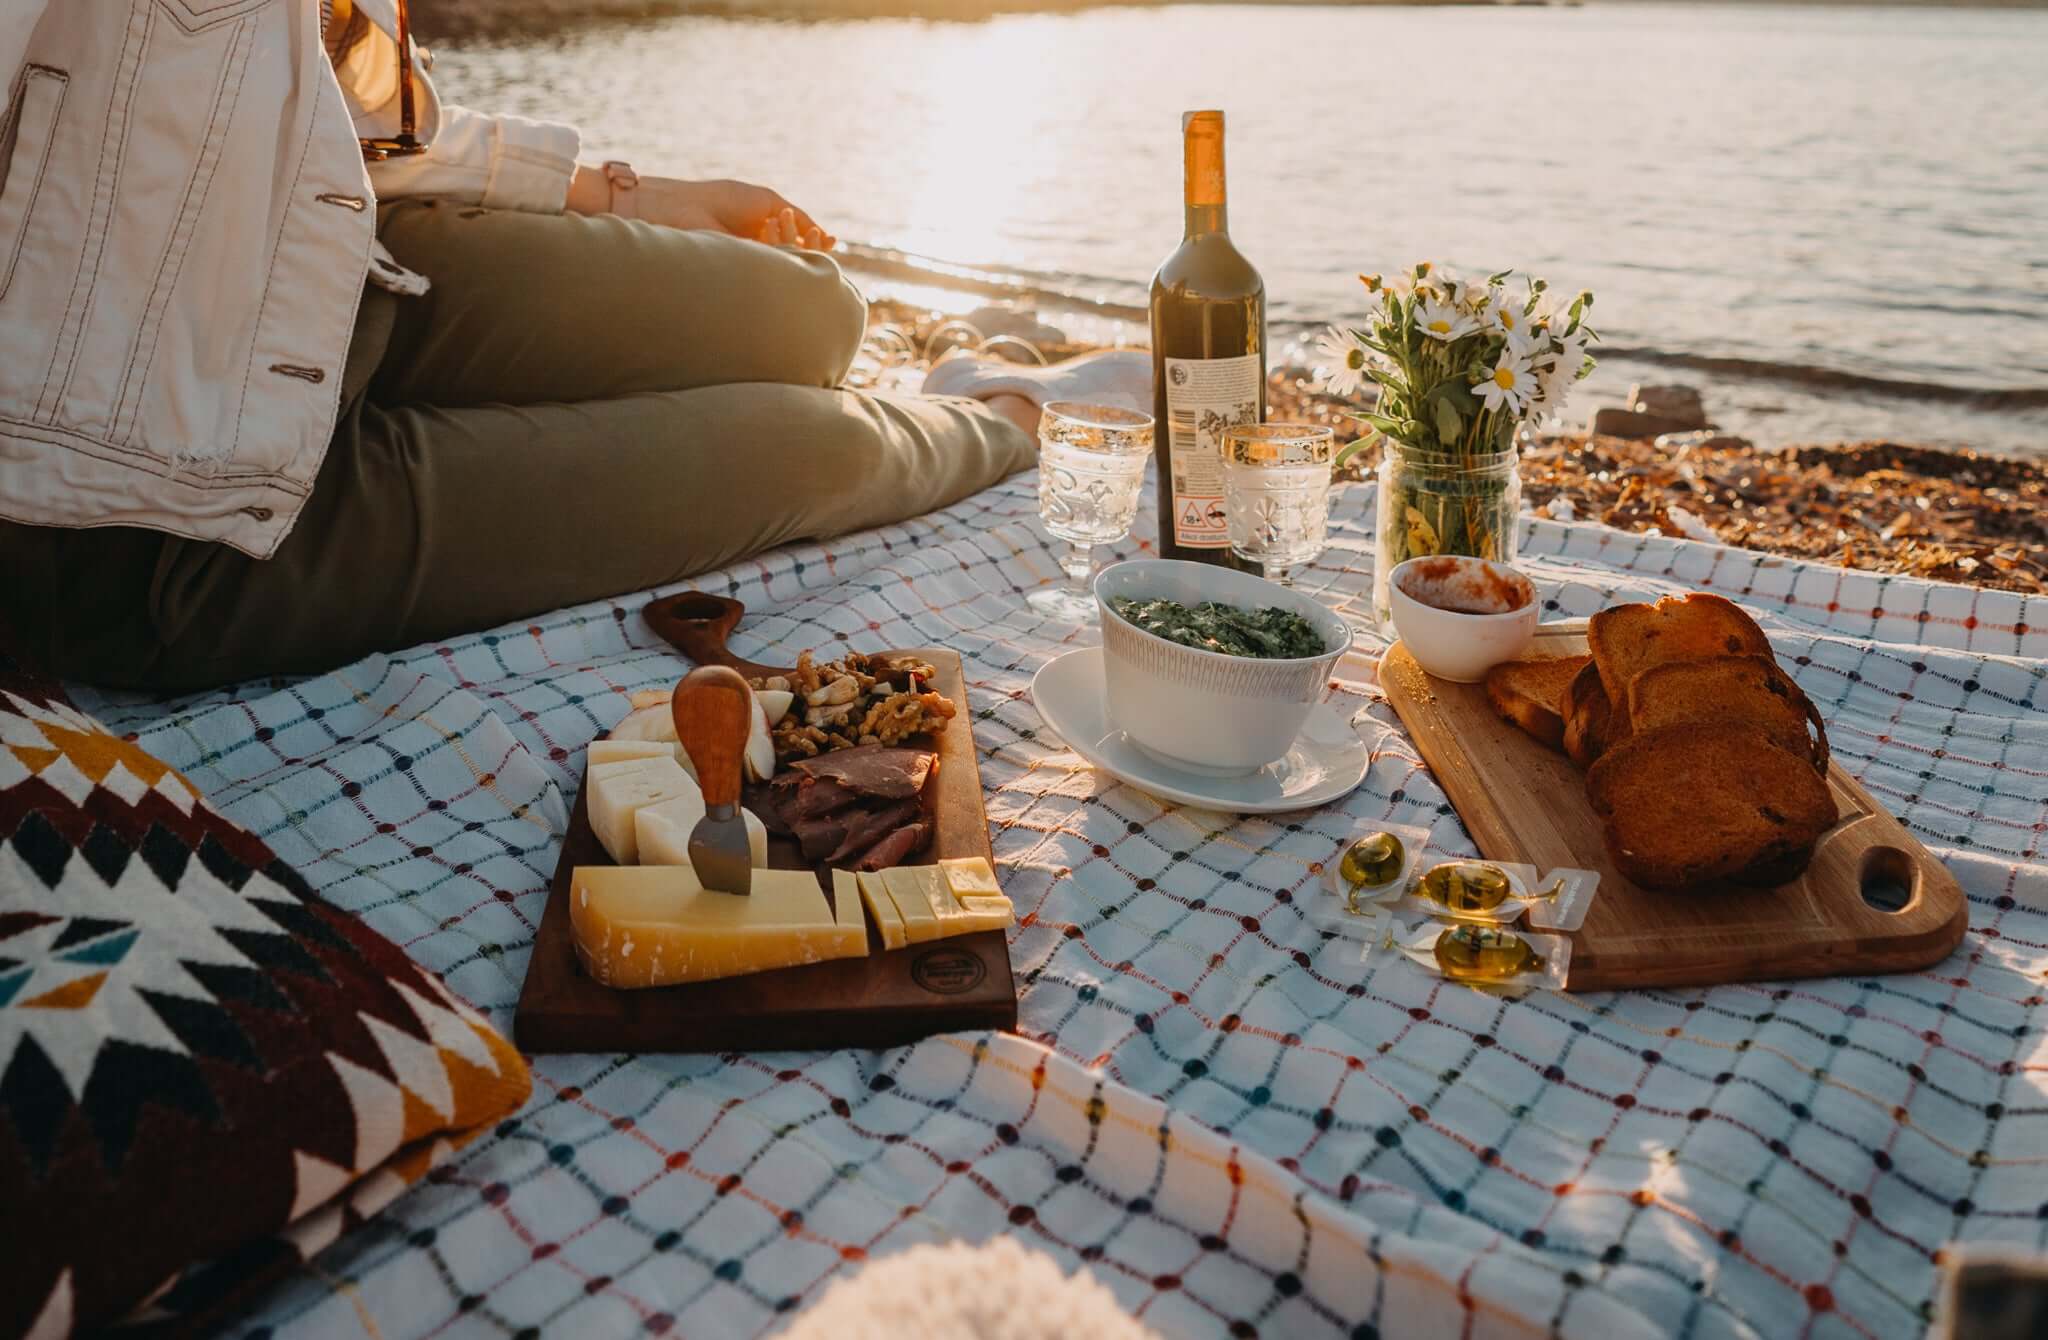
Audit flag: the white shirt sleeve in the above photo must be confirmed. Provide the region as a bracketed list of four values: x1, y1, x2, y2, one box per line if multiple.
[367, 104, 581, 213]
[338, 0, 581, 213]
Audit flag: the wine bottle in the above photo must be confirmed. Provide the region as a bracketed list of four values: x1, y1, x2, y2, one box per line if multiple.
[1149, 109, 1266, 567]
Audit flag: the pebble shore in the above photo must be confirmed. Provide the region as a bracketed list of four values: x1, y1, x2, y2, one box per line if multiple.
[867, 300, 2046, 596]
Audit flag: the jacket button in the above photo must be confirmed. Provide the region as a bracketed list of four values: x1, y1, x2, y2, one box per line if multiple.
[243, 506, 274, 522]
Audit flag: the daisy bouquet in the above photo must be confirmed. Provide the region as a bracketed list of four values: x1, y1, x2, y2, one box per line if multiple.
[1317, 264, 1597, 613]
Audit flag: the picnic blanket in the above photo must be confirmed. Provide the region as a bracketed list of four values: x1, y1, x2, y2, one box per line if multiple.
[73, 472, 2047, 1340]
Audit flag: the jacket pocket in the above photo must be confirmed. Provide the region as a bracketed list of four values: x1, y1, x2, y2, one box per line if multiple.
[151, 0, 278, 32]
[0, 65, 66, 304]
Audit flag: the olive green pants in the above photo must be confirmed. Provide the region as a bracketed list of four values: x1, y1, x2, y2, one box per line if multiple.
[0, 202, 1034, 691]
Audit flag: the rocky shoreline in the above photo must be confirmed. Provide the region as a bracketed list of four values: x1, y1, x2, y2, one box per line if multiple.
[867, 300, 2046, 596]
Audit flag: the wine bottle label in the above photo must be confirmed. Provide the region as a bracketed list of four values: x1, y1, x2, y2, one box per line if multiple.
[1162, 354, 1260, 547]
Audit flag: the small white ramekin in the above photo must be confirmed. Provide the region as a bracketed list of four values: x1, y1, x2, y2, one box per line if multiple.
[1386, 555, 1539, 682]
[1094, 559, 1351, 775]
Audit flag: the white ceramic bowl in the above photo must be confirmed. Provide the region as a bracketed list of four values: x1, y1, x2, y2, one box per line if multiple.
[1094, 559, 1351, 775]
[1386, 555, 1539, 683]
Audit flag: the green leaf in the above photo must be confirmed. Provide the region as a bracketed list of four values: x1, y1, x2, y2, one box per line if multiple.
[1433, 397, 1462, 444]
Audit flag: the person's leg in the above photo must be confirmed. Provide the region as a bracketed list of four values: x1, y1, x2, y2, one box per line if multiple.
[372, 201, 868, 407]
[36, 381, 1030, 691]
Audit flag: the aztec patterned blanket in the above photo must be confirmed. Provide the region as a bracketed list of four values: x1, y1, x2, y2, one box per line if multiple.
[73, 473, 2047, 1340]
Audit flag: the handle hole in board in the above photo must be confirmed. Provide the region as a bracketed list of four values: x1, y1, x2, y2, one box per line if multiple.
[1859, 845, 1917, 914]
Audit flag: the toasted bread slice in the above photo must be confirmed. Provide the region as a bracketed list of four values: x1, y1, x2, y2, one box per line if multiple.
[1588, 593, 1772, 731]
[1587, 723, 1838, 890]
[1627, 654, 1830, 772]
[1485, 655, 1591, 753]
[1562, 662, 1625, 769]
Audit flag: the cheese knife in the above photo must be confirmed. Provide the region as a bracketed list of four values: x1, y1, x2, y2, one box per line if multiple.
[670, 665, 754, 896]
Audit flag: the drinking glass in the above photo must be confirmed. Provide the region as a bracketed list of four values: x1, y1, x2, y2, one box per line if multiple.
[1222, 423, 1336, 585]
[1028, 400, 1154, 624]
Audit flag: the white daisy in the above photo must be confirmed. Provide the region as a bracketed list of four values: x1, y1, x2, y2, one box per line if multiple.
[1312, 327, 1372, 397]
[1473, 349, 1536, 414]
[1415, 297, 1479, 343]
[1532, 334, 1587, 411]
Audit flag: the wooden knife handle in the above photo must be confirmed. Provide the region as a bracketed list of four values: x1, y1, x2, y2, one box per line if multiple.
[671, 666, 751, 809]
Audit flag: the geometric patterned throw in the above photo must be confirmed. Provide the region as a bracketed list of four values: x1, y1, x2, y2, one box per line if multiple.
[0, 658, 530, 1338]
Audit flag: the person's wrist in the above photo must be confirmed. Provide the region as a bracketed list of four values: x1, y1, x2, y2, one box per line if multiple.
[565, 163, 610, 216]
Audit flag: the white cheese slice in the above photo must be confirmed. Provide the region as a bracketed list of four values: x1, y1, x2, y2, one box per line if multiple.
[588, 740, 672, 767]
[570, 865, 860, 988]
[607, 703, 678, 743]
[880, 866, 945, 944]
[588, 757, 698, 864]
[855, 872, 909, 951]
[599, 711, 698, 780]
[636, 788, 769, 870]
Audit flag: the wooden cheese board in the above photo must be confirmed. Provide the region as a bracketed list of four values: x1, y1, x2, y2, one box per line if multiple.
[1378, 621, 1967, 991]
[514, 593, 1017, 1053]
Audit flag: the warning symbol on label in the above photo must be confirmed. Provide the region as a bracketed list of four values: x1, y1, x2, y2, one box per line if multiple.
[1204, 502, 1229, 528]
[1180, 499, 1206, 529]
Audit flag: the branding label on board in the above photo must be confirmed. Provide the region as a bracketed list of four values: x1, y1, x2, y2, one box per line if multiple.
[911, 946, 986, 995]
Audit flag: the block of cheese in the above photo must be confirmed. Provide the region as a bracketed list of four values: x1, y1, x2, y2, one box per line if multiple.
[880, 866, 944, 943]
[855, 872, 909, 951]
[828, 870, 871, 958]
[588, 740, 673, 768]
[570, 865, 865, 988]
[937, 857, 1014, 930]
[888, 861, 1014, 937]
[635, 788, 769, 869]
[590, 757, 667, 784]
[588, 756, 699, 864]
[937, 857, 1003, 900]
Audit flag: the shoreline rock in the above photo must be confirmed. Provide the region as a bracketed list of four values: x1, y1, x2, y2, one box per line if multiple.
[860, 299, 2043, 594]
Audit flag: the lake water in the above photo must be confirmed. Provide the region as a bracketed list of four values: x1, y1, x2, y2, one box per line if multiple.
[434, 3, 2048, 454]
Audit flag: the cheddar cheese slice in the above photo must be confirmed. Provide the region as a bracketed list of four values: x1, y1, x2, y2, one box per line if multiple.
[588, 756, 698, 864]
[635, 789, 769, 869]
[936, 857, 1014, 932]
[828, 870, 872, 958]
[855, 872, 909, 950]
[880, 866, 945, 944]
[569, 865, 864, 988]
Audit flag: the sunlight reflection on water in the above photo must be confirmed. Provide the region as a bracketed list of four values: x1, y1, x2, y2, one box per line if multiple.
[434, 3, 2048, 452]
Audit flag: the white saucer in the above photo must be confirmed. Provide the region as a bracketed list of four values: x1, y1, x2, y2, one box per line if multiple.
[1029, 646, 1370, 814]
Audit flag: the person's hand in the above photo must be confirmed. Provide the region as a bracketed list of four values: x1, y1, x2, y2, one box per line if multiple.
[571, 167, 835, 250]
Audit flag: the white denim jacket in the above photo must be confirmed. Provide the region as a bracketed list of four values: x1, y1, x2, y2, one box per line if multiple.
[0, 0, 579, 558]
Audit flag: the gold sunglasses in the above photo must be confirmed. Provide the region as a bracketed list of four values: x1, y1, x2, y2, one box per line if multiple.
[357, 0, 425, 161]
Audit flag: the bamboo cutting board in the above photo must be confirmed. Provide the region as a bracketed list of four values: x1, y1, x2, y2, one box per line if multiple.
[1378, 622, 1967, 991]
[514, 594, 1017, 1053]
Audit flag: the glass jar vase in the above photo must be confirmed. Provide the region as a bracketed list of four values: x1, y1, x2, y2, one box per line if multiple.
[1372, 443, 1522, 625]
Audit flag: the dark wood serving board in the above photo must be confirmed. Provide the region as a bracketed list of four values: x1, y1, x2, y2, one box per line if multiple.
[513, 594, 1018, 1053]
[1378, 621, 1968, 991]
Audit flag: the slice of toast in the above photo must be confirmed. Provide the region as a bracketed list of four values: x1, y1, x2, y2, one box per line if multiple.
[1587, 723, 1838, 890]
[1562, 662, 1625, 769]
[1588, 593, 1773, 732]
[1484, 655, 1591, 753]
[1627, 654, 1830, 772]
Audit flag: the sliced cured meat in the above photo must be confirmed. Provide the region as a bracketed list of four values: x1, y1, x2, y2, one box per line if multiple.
[741, 786, 793, 838]
[791, 813, 850, 863]
[778, 776, 861, 822]
[827, 799, 923, 865]
[854, 823, 930, 872]
[786, 745, 936, 800]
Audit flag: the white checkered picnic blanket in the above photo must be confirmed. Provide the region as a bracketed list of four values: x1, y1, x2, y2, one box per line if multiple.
[76, 472, 2048, 1339]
